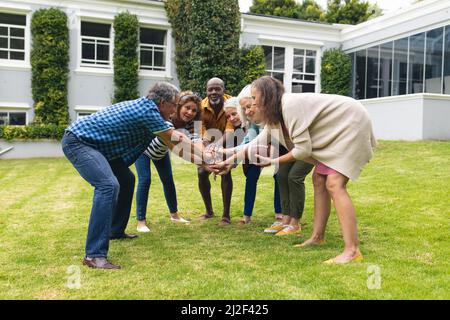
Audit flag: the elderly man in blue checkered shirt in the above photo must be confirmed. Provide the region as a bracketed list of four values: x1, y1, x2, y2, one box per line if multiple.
[62, 82, 212, 270]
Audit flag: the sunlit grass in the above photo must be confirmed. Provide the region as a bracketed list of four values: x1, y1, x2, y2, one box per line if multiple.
[0, 140, 449, 299]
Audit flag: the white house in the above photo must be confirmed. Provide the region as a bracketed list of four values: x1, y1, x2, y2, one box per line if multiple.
[0, 0, 449, 142]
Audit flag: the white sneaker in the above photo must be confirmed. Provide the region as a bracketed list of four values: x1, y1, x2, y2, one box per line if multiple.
[136, 225, 151, 233]
[170, 216, 190, 224]
[263, 221, 285, 234]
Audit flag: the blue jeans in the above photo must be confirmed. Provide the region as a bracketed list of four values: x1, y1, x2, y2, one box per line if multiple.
[242, 164, 282, 217]
[135, 152, 177, 221]
[62, 131, 135, 258]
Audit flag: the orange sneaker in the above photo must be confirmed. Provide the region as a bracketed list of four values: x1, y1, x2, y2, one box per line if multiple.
[263, 221, 285, 234]
[275, 225, 301, 236]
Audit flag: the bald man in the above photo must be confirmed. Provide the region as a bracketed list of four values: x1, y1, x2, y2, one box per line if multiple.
[198, 78, 234, 225]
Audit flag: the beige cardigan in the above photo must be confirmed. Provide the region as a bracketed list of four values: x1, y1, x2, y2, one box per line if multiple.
[249, 93, 377, 181]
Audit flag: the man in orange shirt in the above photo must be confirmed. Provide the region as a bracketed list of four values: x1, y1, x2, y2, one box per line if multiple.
[198, 77, 234, 225]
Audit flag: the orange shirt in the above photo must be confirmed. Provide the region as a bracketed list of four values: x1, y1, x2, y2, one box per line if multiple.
[201, 94, 234, 141]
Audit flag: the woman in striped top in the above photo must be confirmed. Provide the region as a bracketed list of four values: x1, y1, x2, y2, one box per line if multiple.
[135, 91, 202, 232]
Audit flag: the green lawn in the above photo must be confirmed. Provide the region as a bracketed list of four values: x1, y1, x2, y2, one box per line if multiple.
[0, 141, 449, 299]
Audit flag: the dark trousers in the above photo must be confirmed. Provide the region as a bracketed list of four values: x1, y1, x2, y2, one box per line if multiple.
[197, 167, 232, 218]
[62, 131, 135, 258]
[277, 160, 314, 220]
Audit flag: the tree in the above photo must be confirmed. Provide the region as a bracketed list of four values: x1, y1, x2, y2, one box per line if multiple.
[324, 0, 371, 25]
[249, 0, 301, 19]
[166, 0, 242, 95]
[297, 0, 325, 22]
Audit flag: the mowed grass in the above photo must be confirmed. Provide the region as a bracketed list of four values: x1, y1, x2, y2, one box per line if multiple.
[0, 141, 449, 300]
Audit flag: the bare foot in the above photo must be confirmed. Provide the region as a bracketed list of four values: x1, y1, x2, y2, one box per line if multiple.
[294, 237, 325, 248]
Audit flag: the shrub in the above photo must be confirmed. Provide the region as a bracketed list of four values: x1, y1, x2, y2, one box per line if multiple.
[166, 0, 241, 95]
[321, 48, 352, 96]
[31, 8, 69, 126]
[113, 12, 139, 103]
[0, 124, 66, 141]
[237, 45, 266, 89]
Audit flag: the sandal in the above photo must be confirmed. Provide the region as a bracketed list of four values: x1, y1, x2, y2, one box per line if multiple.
[219, 217, 231, 226]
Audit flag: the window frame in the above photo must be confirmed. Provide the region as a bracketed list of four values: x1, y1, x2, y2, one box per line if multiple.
[291, 48, 317, 93]
[0, 9, 31, 70]
[79, 20, 113, 69]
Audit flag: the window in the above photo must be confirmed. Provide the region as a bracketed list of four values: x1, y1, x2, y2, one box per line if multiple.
[0, 12, 26, 61]
[379, 42, 393, 97]
[366, 46, 379, 99]
[444, 25, 450, 94]
[0, 110, 26, 125]
[355, 49, 367, 99]
[425, 27, 443, 93]
[77, 112, 94, 119]
[408, 32, 425, 94]
[140, 28, 167, 71]
[80, 21, 111, 67]
[392, 38, 409, 96]
[263, 46, 285, 83]
[291, 49, 316, 93]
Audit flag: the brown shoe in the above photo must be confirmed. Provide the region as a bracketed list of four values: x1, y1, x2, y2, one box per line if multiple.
[219, 217, 231, 226]
[110, 233, 138, 240]
[198, 213, 214, 220]
[82, 257, 121, 270]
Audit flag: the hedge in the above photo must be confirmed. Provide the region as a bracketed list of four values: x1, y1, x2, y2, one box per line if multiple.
[31, 8, 69, 126]
[320, 48, 352, 96]
[0, 124, 66, 141]
[113, 12, 139, 103]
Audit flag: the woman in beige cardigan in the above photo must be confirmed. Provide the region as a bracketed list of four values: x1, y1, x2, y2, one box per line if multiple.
[215, 76, 376, 264]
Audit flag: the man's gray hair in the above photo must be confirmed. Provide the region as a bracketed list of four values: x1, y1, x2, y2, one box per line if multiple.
[147, 82, 180, 103]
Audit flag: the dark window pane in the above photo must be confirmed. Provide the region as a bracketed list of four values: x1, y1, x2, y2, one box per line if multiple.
[304, 74, 315, 81]
[271, 72, 284, 83]
[140, 28, 166, 45]
[306, 50, 316, 57]
[366, 46, 379, 99]
[0, 37, 7, 48]
[293, 56, 303, 72]
[140, 50, 152, 66]
[355, 50, 367, 99]
[273, 47, 285, 70]
[408, 33, 425, 94]
[81, 21, 110, 38]
[294, 48, 304, 56]
[0, 27, 7, 36]
[96, 44, 109, 61]
[10, 38, 24, 50]
[305, 57, 315, 73]
[9, 112, 26, 125]
[154, 50, 165, 67]
[263, 46, 273, 70]
[393, 38, 408, 95]
[444, 26, 450, 94]
[0, 112, 7, 125]
[425, 27, 443, 93]
[379, 42, 393, 97]
[292, 74, 304, 81]
[0, 13, 26, 26]
[0, 50, 7, 59]
[10, 27, 24, 37]
[10, 51, 24, 60]
[82, 42, 95, 60]
[292, 83, 315, 93]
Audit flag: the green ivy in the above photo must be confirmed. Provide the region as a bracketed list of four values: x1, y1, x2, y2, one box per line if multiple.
[31, 8, 69, 126]
[320, 48, 352, 96]
[113, 12, 139, 103]
[166, 0, 242, 95]
[0, 124, 66, 141]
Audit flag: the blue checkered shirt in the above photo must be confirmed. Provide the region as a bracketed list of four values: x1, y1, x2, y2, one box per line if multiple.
[68, 97, 171, 166]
